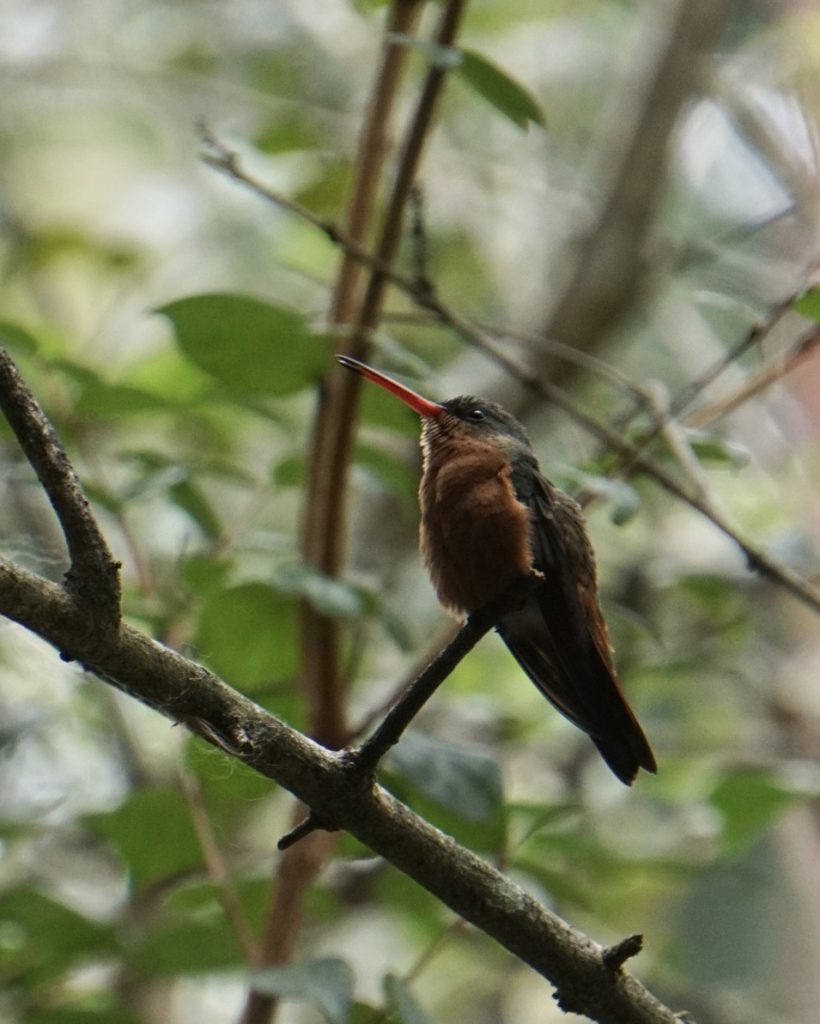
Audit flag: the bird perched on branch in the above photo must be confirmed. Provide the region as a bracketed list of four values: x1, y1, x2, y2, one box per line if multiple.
[338, 354, 656, 785]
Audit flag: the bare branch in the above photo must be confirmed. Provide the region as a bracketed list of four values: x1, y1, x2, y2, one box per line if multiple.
[180, 768, 258, 963]
[0, 348, 121, 626]
[200, 143, 820, 616]
[279, 572, 545, 850]
[0, 557, 685, 1024]
[686, 323, 820, 429]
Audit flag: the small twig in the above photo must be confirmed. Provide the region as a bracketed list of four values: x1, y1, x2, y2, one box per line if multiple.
[666, 292, 802, 423]
[351, 618, 460, 741]
[0, 555, 687, 1024]
[201, 142, 820, 618]
[279, 573, 544, 850]
[408, 184, 433, 295]
[179, 767, 258, 962]
[641, 382, 714, 505]
[601, 933, 644, 973]
[0, 347, 121, 626]
[686, 324, 820, 429]
[276, 809, 340, 852]
[355, 572, 544, 774]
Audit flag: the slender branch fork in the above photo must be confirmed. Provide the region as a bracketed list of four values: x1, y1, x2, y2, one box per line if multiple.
[200, 131, 820, 618]
[278, 572, 544, 851]
[0, 345, 683, 1024]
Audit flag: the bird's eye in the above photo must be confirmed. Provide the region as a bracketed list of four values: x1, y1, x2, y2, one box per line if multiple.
[467, 408, 486, 422]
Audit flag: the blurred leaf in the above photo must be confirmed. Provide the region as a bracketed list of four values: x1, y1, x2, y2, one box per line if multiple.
[384, 974, 434, 1024]
[123, 448, 256, 486]
[794, 286, 820, 322]
[157, 293, 329, 397]
[350, 1006, 395, 1024]
[686, 430, 750, 468]
[195, 582, 298, 689]
[386, 733, 503, 824]
[251, 957, 354, 1024]
[15, 227, 141, 272]
[185, 739, 273, 809]
[511, 857, 594, 910]
[86, 788, 202, 891]
[132, 917, 245, 974]
[371, 866, 444, 939]
[28, 1007, 139, 1024]
[180, 554, 232, 596]
[456, 48, 545, 130]
[274, 563, 363, 618]
[561, 467, 640, 525]
[164, 875, 271, 935]
[272, 454, 305, 487]
[709, 769, 803, 856]
[253, 113, 320, 154]
[168, 478, 222, 539]
[0, 321, 38, 355]
[0, 888, 116, 983]
[75, 382, 174, 416]
[28, 1010, 139, 1024]
[353, 442, 418, 504]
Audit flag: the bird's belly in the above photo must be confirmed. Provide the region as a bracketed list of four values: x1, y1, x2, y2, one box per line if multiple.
[421, 455, 533, 614]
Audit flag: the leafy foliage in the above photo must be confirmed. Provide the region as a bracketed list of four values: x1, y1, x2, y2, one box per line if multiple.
[0, 3, 818, 1024]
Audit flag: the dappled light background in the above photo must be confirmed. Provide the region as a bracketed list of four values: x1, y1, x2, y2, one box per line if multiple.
[1, 2, 820, 1024]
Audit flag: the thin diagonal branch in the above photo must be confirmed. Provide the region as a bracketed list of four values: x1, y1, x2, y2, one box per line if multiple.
[354, 572, 544, 773]
[0, 556, 683, 1024]
[179, 768, 258, 963]
[686, 323, 820, 429]
[200, 144, 820, 616]
[279, 572, 544, 850]
[0, 347, 120, 624]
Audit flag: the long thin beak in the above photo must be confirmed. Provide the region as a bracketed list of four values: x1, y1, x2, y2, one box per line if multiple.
[336, 355, 444, 419]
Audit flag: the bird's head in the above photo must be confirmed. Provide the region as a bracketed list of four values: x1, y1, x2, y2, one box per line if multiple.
[336, 355, 532, 461]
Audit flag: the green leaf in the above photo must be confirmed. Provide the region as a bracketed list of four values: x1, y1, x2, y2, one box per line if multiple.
[168, 478, 222, 539]
[272, 454, 305, 487]
[384, 974, 434, 1024]
[794, 286, 820, 322]
[387, 732, 503, 824]
[184, 738, 273, 809]
[133, 917, 245, 974]
[0, 888, 116, 983]
[195, 582, 298, 689]
[353, 442, 418, 504]
[709, 769, 806, 856]
[74, 382, 175, 416]
[28, 1010, 140, 1024]
[686, 430, 750, 469]
[0, 321, 38, 355]
[251, 958, 354, 1024]
[456, 48, 545, 130]
[273, 563, 363, 618]
[86, 789, 203, 891]
[157, 293, 329, 397]
[180, 554, 232, 596]
[560, 468, 640, 526]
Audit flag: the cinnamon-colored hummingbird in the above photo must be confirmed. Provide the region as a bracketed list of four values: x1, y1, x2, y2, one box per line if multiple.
[337, 355, 656, 784]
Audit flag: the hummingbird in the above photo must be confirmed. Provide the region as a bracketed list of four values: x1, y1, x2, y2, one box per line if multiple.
[337, 355, 656, 784]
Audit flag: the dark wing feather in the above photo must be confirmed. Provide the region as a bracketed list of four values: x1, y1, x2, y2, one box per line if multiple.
[498, 464, 656, 784]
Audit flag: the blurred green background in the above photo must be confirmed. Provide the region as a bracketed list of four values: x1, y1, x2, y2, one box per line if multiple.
[1, 2, 820, 1023]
